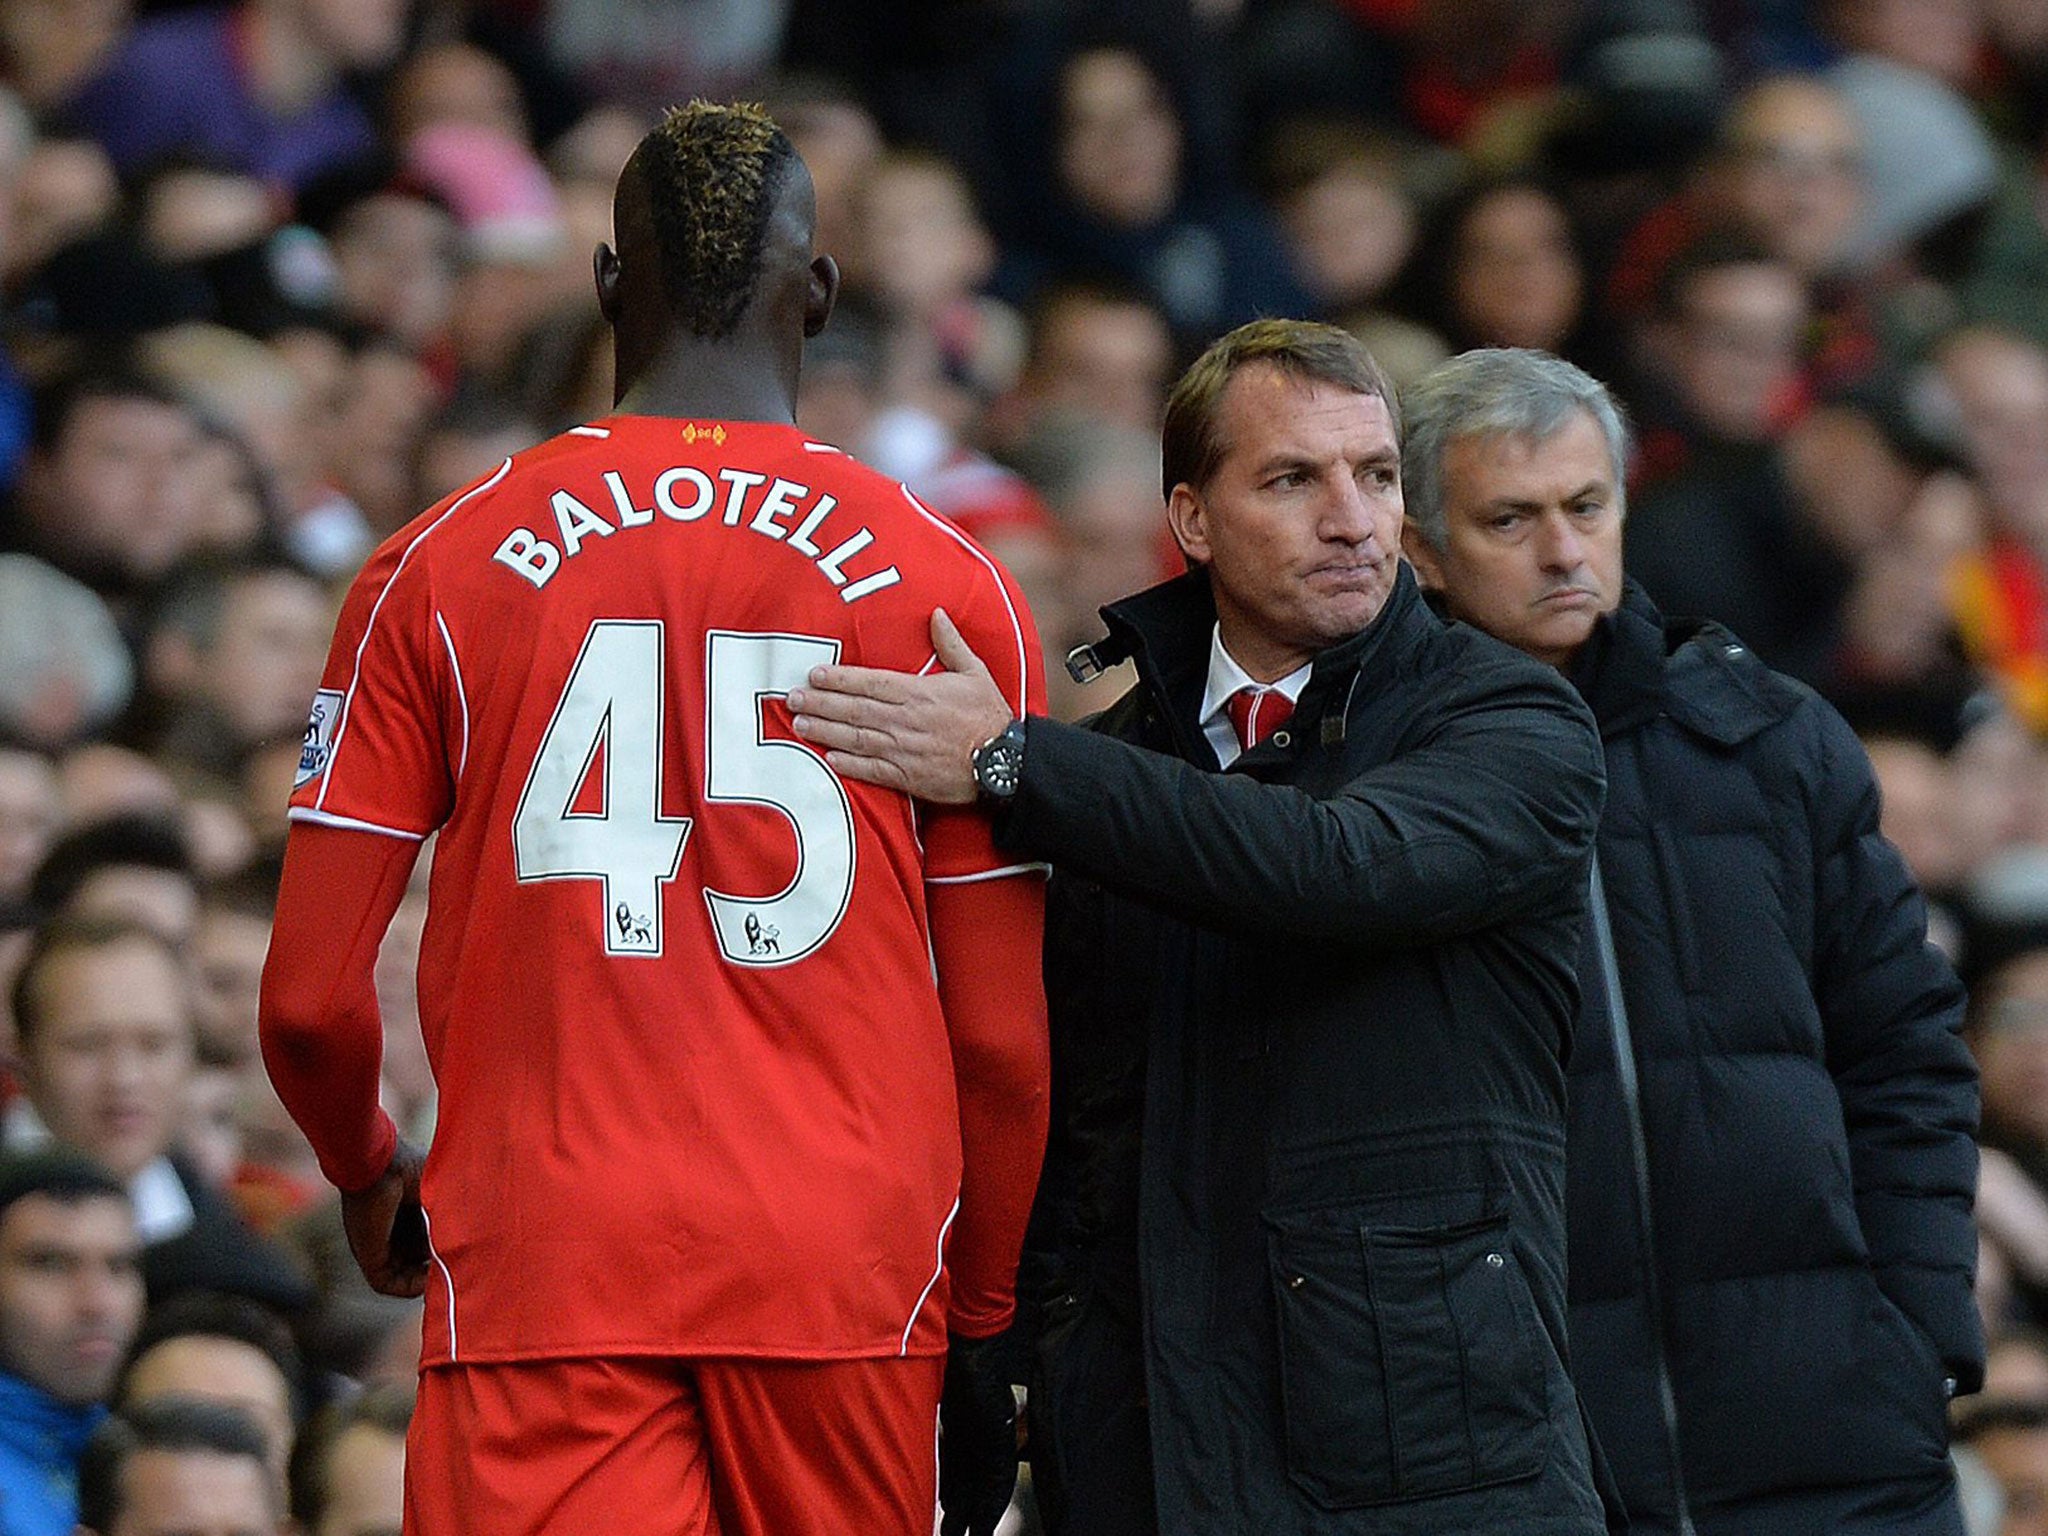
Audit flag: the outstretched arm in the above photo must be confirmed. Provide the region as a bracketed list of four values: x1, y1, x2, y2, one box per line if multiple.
[797, 611, 1605, 948]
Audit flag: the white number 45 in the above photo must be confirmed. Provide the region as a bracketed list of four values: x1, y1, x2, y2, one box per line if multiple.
[511, 621, 855, 964]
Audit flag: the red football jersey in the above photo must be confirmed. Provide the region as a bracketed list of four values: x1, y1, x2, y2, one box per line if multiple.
[289, 417, 1044, 1365]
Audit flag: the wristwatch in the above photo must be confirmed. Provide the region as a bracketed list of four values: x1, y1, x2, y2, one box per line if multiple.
[970, 718, 1028, 801]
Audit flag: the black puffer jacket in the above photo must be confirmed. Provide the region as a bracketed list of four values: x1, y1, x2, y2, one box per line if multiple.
[1566, 583, 1981, 1536]
[1008, 568, 1611, 1535]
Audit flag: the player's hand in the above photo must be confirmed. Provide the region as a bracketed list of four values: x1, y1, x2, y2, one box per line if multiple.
[788, 610, 1012, 804]
[938, 1330, 1020, 1536]
[341, 1136, 430, 1298]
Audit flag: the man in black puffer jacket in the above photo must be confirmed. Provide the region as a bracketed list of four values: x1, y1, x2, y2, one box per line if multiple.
[1404, 347, 1982, 1536]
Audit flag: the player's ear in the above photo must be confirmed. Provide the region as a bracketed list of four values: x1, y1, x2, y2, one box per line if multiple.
[1165, 482, 1213, 570]
[594, 242, 622, 326]
[804, 254, 839, 339]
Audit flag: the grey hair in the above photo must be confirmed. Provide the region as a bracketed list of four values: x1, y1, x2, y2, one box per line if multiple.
[1402, 348, 1631, 549]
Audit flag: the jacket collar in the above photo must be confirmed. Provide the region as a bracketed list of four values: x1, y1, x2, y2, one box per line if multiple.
[1566, 579, 1668, 737]
[1094, 562, 1437, 750]
[1567, 577, 1794, 746]
[0, 1370, 107, 1457]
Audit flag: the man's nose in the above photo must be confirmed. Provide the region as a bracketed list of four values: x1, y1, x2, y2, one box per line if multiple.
[1321, 478, 1383, 546]
[1535, 511, 1584, 569]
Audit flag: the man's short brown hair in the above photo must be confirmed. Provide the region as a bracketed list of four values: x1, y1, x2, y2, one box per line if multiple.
[10, 917, 190, 1049]
[1160, 319, 1398, 498]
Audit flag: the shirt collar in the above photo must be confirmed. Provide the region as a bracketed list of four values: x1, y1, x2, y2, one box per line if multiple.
[1199, 624, 1313, 730]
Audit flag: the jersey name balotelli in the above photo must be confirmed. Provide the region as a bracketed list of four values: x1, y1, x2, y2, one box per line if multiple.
[290, 418, 1042, 1366]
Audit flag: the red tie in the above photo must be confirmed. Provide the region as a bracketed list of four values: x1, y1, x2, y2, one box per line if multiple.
[1227, 686, 1293, 751]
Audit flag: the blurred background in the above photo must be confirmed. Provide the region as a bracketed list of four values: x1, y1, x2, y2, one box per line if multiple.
[11, 1, 2048, 1529]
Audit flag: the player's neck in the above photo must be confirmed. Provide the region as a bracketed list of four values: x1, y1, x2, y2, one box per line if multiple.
[614, 336, 799, 426]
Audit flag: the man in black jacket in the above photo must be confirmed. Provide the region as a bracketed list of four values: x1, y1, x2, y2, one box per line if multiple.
[790, 319, 1612, 1535]
[1402, 346, 1982, 1536]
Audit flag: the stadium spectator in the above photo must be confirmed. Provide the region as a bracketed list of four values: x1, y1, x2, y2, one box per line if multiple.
[7, 919, 308, 1314]
[134, 556, 332, 785]
[75, 1395, 283, 1536]
[0, 557, 133, 751]
[116, 1291, 304, 1494]
[3, 371, 205, 612]
[286, 1382, 409, 1536]
[1409, 176, 1589, 360]
[58, 0, 406, 191]
[986, 276, 1175, 454]
[0, 1149, 144, 1536]
[26, 816, 198, 947]
[1026, 44, 1313, 344]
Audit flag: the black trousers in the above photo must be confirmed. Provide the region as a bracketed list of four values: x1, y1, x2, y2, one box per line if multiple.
[1029, 1290, 1158, 1536]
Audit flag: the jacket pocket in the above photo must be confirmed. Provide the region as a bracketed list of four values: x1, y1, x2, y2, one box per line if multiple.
[1267, 1209, 1548, 1509]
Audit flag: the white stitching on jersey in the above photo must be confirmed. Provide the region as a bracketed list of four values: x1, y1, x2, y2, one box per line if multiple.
[318, 458, 512, 813]
[901, 1197, 960, 1357]
[286, 807, 427, 841]
[925, 863, 1051, 885]
[434, 610, 470, 781]
[898, 488, 1031, 717]
[422, 1204, 458, 1362]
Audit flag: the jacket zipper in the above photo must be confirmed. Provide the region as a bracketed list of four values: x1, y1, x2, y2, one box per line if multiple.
[1588, 856, 1697, 1536]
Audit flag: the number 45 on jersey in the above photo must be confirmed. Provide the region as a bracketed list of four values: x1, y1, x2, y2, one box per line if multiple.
[511, 621, 856, 966]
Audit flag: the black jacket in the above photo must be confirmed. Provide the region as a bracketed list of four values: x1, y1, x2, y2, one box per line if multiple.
[1565, 583, 1980, 1536]
[1008, 568, 1611, 1535]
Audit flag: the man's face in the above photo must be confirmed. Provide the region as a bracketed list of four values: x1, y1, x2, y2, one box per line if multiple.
[1168, 365, 1403, 680]
[108, 1448, 278, 1536]
[312, 1424, 405, 1536]
[35, 396, 204, 582]
[1719, 83, 1864, 277]
[0, 1192, 141, 1406]
[1030, 298, 1173, 431]
[123, 1337, 296, 1492]
[1405, 410, 1625, 670]
[22, 939, 194, 1182]
[1057, 49, 1181, 228]
[1672, 261, 1808, 443]
[202, 573, 335, 747]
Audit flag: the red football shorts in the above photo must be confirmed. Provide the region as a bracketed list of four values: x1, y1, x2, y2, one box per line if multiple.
[405, 1354, 945, 1536]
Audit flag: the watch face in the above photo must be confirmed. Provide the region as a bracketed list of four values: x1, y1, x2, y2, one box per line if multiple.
[975, 731, 1023, 797]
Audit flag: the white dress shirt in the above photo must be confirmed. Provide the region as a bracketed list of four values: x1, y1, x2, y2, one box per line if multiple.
[1198, 625, 1312, 768]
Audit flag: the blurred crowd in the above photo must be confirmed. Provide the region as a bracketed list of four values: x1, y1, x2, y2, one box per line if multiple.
[10, 0, 2048, 1528]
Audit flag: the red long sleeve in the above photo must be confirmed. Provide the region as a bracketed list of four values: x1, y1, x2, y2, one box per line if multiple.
[928, 871, 1050, 1339]
[258, 822, 418, 1193]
